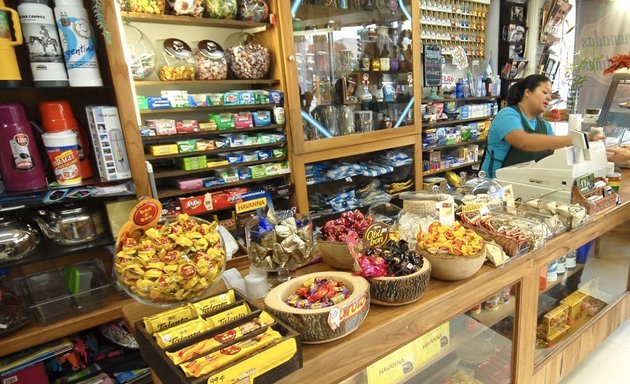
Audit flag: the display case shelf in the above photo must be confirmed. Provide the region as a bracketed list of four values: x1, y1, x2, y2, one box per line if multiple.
[152, 156, 287, 179]
[145, 142, 285, 161]
[141, 125, 285, 143]
[421, 96, 497, 104]
[423, 161, 481, 176]
[134, 79, 279, 87]
[423, 116, 493, 128]
[295, 4, 405, 28]
[423, 139, 487, 152]
[123, 12, 271, 29]
[157, 174, 289, 199]
[539, 265, 585, 295]
[139, 103, 281, 116]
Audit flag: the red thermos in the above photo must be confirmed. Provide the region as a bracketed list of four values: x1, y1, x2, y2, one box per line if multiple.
[0, 103, 48, 191]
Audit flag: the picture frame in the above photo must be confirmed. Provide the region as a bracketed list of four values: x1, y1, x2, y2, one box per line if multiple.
[511, 5, 525, 23]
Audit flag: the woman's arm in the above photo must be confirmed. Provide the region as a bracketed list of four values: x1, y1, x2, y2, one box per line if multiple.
[607, 147, 630, 163]
[504, 129, 572, 152]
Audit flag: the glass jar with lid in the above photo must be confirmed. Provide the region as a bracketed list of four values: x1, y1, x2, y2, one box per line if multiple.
[193, 40, 228, 80]
[124, 25, 156, 80]
[156, 38, 196, 81]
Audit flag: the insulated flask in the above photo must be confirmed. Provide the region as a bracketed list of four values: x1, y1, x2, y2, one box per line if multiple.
[0, 103, 48, 191]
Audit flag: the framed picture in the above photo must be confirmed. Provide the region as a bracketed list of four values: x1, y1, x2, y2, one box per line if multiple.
[342, 74, 359, 104]
[508, 25, 526, 43]
[511, 5, 525, 23]
[542, 53, 561, 81]
[509, 44, 525, 59]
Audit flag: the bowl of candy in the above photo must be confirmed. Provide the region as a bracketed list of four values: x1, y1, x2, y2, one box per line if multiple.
[246, 210, 315, 283]
[354, 238, 431, 306]
[417, 221, 486, 281]
[114, 200, 226, 306]
[317, 210, 373, 271]
[264, 271, 369, 343]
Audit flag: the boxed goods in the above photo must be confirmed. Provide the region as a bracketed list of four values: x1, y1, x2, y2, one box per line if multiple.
[85, 106, 132, 181]
[209, 113, 235, 130]
[253, 110, 272, 126]
[137, 95, 149, 110]
[179, 193, 214, 215]
[188, 94, 208, 107]
[161, 90, 190, 108]
[176, 178, 204, 191]
[176, 120, 199, 134]
[234, 112, 254, 128]
[176, 140, 197, 153]
[150, 144, 179, 156]
[542, 304, 570, 342]
[238, 91, 256, 105]
[146, 119, 177, 135]
[179, 155, 207, 171]
[249, 164, 266, 179]
[207, 93, 224, 106]
[134, 290, 302, 384]
[218, 168, 239, 183]
[561, 291, 588, 326]
[195, 140, 214, 151]
[147, 96, 172, 110]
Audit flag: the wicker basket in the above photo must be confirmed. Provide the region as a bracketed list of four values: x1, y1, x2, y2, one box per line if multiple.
[460, 223, 532, 258]
[571, 177, 619, 215]
[419, 246, 486, 281]
[317, 240, 354, 270]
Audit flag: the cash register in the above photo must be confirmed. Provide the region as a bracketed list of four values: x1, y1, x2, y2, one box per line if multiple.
[495, 130, 608, 203]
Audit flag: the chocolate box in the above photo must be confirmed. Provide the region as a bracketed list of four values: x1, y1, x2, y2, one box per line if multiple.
[542, 304, 570, 342]
[560, 291, 588, 326]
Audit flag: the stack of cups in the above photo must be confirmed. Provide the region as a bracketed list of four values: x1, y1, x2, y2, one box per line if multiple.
[39, 101, 93, 186]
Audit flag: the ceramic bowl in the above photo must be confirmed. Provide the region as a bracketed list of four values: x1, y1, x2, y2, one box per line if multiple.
[420, 246, 486, 281]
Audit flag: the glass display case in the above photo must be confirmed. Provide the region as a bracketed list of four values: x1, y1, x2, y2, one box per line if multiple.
[339, 284, 517, 384]
[288, 1, 416, 143]
[534, 234, 629, 365]
[598, 73, 630, 132]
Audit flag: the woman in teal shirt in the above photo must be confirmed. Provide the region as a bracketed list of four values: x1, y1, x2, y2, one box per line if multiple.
[481, 74, 573, 178]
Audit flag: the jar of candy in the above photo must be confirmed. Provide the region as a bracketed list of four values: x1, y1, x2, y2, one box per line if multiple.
[156, 38, 196, 81]
[193, 40, 227, 80]
[204, 0, 237, 19]
[237, 0, 269, 22]
[124, 25, 155, 80]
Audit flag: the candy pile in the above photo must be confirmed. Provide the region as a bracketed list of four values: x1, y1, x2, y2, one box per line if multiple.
[417, 221, 484, 257]
[285, 277, 351, 309]
[247, 211, 314, 271]
[115, 214, 225, 304]
[356, 240, 424, 278]
[321, 210, 374, 242]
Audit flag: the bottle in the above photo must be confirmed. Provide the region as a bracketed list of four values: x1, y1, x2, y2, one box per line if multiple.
[0, 103, 48, 191]
[18, 0, 69, 87]
[54, 0, 102, 86]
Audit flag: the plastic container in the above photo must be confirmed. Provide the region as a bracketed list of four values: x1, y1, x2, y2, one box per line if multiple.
[54, 0, 103, 86]
[12, 259, 110, 324]
[193, 40, 227, 80]
[204, 0, 237, 19]
[41, 130, 81, 186]
[17, 0, 69, 87]
[0, 103, 48, 192]
[156, 38, 196, 81]
[124, 24, 156, 80]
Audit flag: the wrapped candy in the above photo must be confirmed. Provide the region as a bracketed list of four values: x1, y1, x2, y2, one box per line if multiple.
[355, 240, 424, 278]
[321, 209, 374, 242]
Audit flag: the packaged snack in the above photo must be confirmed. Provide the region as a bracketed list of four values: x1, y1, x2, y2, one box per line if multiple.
[143, 304, 198, 334]
[150, 144, 179, 156]
[234, 112, 254, 129]
[146, 119, 178, 138]
[193, 40, 228, 80]
[252, 111, 271, 126]
[177, 140, 197, 153]
[191, 290, 236, 316]
[176, 120, 199, 133]
[154, 318, 211, 348]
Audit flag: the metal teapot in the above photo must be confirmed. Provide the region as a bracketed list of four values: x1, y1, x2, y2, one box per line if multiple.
[33, 205, 104, 245]
[0, 217, 39, 263]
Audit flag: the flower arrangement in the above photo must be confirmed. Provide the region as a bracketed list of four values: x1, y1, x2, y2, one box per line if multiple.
[603, 52, 630, 75]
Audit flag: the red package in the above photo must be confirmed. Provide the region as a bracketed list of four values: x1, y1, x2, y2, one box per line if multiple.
[179, 193, 213, 214]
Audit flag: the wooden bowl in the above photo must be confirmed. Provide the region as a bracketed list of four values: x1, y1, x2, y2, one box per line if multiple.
[317, 240, 354, 270]
[364, 260, 432, 306]
[420, 246, 486, 281]
[264, 272, 369, 344]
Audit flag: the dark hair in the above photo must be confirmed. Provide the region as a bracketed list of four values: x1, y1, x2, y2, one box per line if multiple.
[506, 74, 551, 106]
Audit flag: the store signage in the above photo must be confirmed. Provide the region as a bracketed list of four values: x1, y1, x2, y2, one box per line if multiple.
[234, 190, 271, 214]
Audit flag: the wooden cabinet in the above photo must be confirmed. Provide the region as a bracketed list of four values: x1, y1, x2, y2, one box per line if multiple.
[275, 0, 422, 214]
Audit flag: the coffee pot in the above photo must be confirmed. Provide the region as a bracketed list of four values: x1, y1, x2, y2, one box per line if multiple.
[33, 204, 105, 245]
[0, 1, 23, 87]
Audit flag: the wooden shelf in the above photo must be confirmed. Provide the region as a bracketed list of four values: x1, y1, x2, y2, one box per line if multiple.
[134, 79, 279, 87]
[421, 96, 497, 103]
[539, 265, 585, 295]
[123, 12, 270, 29]
[295, 4, 404, 28]
[423, 161, 481, 176]
[145, 142, 285, 161]
[141, 125, 284, 143]
[423, 139, 487, 152]
[152, 156, 287, 179]
[139, 103, 281, 115]
[157, 174, 290, 199]
[0, 291, 133, 358]
[471, 298, 516, 328]
[423, 116, 493, 128]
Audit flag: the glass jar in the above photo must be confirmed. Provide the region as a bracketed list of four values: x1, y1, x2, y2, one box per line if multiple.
[204, 0, 237, 19]
[124, 25, 156, 80]
[193, 40, 227, 80]
[225, 33, 271, 80]
[238, 0, 269, 22]
[156, 38, 196, 81]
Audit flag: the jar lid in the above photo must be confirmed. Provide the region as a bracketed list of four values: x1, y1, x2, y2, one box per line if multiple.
[162, 38, 192, 59]
[197, 40, 224, 60]
[607, 172, 621, 178]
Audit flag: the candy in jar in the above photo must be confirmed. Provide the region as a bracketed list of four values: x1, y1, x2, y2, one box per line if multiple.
[238, 0, 269, 22]
[156, 38, 196, 81]
[193, 40, 227, 80]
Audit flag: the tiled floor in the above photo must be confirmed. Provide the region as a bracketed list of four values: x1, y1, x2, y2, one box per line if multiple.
[560, 318, 630, 383]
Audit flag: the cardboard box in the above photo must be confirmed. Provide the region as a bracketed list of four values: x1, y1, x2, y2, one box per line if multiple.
[542, 304, 570, 341]
[150, 144, 179, 156]
[1, 362, 49, 384]
[561, 291, 588, 326]
[179, 155, 207, 171]
[84, 106, 132, 181]
[179, 193, 214, 215]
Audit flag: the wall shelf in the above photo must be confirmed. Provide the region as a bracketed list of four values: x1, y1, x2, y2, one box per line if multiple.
[141, 125, 285, 143]
[157, 174, 290, 199]
[139, 103, 281, 116]
[423, 139, 487, 152]
[134, 79, 279, 88]
[152, 156, 287, 179]
[423, 116, 493, 128]
[423, 161, 481, 176]
[145, 142, 285, 161]
[123, 12, 270, 29]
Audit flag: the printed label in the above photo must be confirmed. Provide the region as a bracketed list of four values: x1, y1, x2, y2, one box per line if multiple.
[10, 134, 34, 171]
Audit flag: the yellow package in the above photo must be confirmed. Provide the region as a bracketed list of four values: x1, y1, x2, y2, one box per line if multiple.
[180, 327, 282, 378]
[206, 302, 251, 328]
[166, 311, 275, 364]
[150, 144, 179, 156]
[143, 304, 198, 334]
[192, 289, 236, 317]
[154, 318, 211, 349]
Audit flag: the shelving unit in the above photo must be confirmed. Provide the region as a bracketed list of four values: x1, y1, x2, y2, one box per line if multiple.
[138, 103, 281, 116]
[423, 116, 493, 128]
[144, 142, 285, 161]
[123, 12, 271, 28]
[140, 125, 285, 143]
[157, 174, 289, 199]
[423, 138, 486, 152]
[152, 156, 287, 179]
[423, 161, 481, 176]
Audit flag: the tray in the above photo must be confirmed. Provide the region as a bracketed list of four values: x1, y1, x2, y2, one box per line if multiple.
[571, 177, 620, 215]
[134, 297, 302, 384]
[459, 212, 536, 258]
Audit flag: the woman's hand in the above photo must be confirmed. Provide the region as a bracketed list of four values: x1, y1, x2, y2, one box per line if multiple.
[606, 147, 630, 163]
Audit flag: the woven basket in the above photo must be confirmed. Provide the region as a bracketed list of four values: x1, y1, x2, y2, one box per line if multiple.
[571, 177, 619, 215]
[419, 246, 486, 281]
[318, 240, 354, 270]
